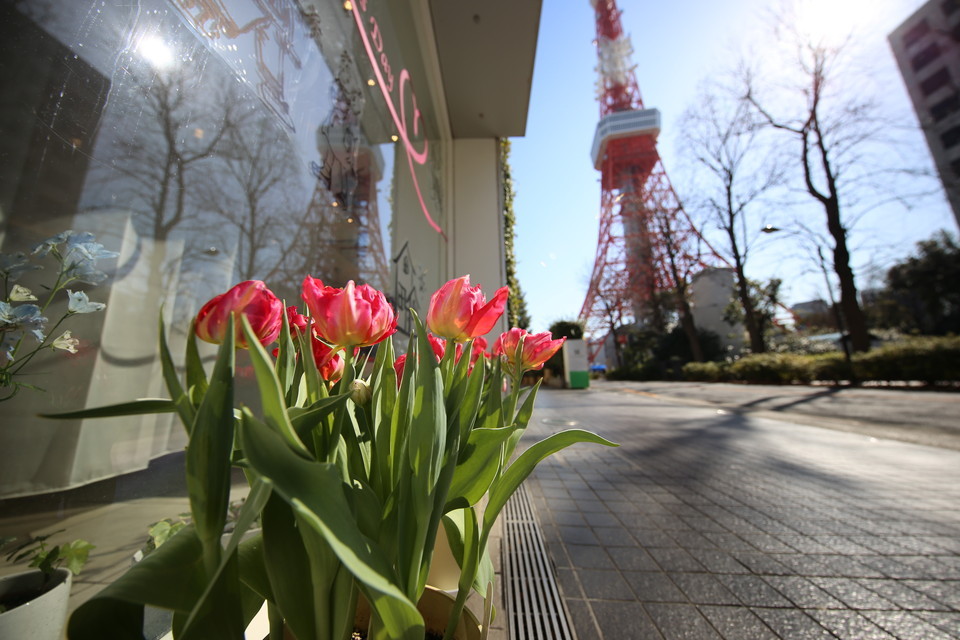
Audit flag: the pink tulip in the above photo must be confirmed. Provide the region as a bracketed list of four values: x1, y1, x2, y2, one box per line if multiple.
[301, 277, 397, 348]
[426, 276, 509, 342]
[195, 280, 284, 349]
[285, 305, 312, 337]
[393, 353, 408, 381]
[493, 328, 565, 374]
[311, 337, 345, 382]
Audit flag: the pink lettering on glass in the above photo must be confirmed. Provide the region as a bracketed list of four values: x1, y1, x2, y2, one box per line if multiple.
[350, 4, 444, 238]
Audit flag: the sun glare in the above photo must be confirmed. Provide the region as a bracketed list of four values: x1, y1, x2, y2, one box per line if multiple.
[793, 0, 872, 46]
[136, 35, 175, 70]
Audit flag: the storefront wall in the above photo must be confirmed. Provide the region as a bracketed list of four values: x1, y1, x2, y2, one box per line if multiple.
[0, 0, 510, 498]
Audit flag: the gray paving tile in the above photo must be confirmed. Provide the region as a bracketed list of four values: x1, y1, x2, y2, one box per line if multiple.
[564, 598, 599, 640]
[809, 577, 897, 609]
[559, 526, 600, 545]
[607, 546, 660, 572]
[645, 603, 723, 640]
[647, 546, 707, 573]
[576, 568, 634, 601]
[761, 575, 846, 609]
[552, 510, 587, 526]
[903, 579, 960, 609]
[623, 571, 687, 603]
[856, 578, 952, 611]
[565, 544, 614, 570]
[915, 611, 960, 636]
[698, 605, 778, 640]
[686, 549, 751, 574]
[808, 610, 897, 639]
[554, 567, 582, 600]
[862, 610, 957, 640]
[591, 526, 636, 547]
[670, 573, 740, 606]
[753, 608, 835, 639]
[590, 600, 663, 640]
[716, 574, 794, 608]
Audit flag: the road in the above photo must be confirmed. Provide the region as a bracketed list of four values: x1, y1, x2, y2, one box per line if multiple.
[520, 381, 960, 639]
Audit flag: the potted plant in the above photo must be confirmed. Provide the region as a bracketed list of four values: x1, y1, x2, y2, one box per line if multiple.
[0, 532, 94, 640]
[48, 275, 615, 640]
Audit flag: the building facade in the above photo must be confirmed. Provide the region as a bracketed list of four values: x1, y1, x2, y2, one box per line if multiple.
[0, 0, 541, 498]
[889, 0, 960, 228]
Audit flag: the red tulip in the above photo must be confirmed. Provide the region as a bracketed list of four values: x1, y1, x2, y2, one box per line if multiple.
[301, 277, 397, 348]
[493, 328, 565, 374]
[393, 353, 407, 381]
[426, 275, 509, 342]
[285, 305, 312, 337]
[311, 337, 345, 382]
[195, 280, 283, 349]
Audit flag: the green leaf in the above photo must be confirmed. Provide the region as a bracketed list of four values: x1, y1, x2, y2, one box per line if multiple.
[241, 316, 309, 456]
[289, 393, 351, 445]
[456, 356, 485, 448]
[60, 540, 95, 576]
[40, 399, 176, 420]
[483, 430, 618, 537]
[66, 526, 207, 639]
[274, 309, 298, 406]
[159, 312, 195, 431]
[261, 491, 317, 640]
[186, 320, 235, 557]
[185, 324, 209, 399]
[444, 426, 519, 512]
[239, 409, 424, 640]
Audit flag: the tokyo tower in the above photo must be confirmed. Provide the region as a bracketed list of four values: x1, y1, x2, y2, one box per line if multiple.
[579, 0, 718, 365]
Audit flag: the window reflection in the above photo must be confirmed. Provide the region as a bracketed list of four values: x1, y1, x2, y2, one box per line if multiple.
[0, 0, 442, 506]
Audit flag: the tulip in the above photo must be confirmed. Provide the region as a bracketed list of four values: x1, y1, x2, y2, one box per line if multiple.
[493, 328, 565, 375]
[285, 305, 312, 337]
[195, 280, 283, 349]
[302, 277, 397, 348]
[426, 275, 509, 342]
[311, 337, 345, 382]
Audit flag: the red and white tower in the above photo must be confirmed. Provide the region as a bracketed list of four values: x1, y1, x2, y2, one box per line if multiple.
[579, 0, 711, 365]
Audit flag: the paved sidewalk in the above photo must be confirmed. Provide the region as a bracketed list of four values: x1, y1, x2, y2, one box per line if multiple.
[523, 385, 960, 639]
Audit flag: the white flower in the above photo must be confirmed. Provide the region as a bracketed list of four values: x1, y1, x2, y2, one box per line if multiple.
[66, 290, 106, 314]
[10, 285, 37, 302]
[52, 330, 79, 354]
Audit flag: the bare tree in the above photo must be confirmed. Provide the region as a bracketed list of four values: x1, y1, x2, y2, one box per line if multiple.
[679, 81, 783, 354]
[742, 27, 882, 352]
[651, 207, 705, 362]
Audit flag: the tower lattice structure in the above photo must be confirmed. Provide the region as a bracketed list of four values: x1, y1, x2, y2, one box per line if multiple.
[579, 0, 719, 364]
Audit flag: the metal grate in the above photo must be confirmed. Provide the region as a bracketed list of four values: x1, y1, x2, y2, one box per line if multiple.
[502, 485, 576, 640]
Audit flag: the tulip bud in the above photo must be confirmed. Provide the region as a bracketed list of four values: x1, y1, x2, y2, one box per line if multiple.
[350, 379, 372, 405]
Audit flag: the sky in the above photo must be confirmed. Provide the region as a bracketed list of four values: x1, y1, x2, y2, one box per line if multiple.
[509, 0, 959, 333]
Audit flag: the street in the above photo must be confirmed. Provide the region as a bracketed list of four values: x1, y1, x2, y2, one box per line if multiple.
[522, 381, 960, 639]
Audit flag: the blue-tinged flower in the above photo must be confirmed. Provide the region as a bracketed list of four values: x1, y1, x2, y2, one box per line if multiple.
[64, 234, 118, 263]
[66, 290, 106, 314]
[0, 302, 47, 342]
[0, 252, 42, 282]
[52, 330, 79, 354]
[31, 230, 73, 257]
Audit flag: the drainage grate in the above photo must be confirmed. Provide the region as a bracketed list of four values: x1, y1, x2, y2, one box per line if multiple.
[502, 485, 576, 640]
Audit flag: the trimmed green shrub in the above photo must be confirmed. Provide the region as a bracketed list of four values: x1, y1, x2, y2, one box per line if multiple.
[852, 335, 960, 384]
[682, 361, 730, 382]
[729, 353, 814, 384]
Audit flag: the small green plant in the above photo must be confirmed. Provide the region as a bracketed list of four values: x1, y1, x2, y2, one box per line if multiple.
[1, 531, 94, 578]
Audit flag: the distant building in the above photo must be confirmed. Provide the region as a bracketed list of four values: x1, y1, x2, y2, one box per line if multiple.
[689, 268, 744, 355]
[889, 0, 960, 229]
[791, 299, 830, 319]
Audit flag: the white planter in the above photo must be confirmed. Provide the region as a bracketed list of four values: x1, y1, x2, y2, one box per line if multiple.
[0, 568, 72, 640]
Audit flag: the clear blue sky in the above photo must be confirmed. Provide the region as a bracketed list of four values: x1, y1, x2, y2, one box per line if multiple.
[510, 0, 958, 333]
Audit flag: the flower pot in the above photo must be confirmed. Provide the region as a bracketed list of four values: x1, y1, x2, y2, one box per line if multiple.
[354, 586, 482, 640]
[425, 523, 461, 593]
[0, 568, 72, 640]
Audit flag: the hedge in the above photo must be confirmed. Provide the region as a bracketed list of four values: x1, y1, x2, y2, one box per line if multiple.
[680, 336, 960, 385]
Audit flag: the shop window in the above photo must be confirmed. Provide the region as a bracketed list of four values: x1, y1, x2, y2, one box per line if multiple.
[921, 67, 952, 96]
[931, 93, 960, 122]
[911, 42, 941, 72]
[902, 19, 930, 49]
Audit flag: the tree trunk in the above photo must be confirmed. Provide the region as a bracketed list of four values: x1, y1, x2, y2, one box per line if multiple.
[825, 199, 870, 352]
[678, 297, 705, 362]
